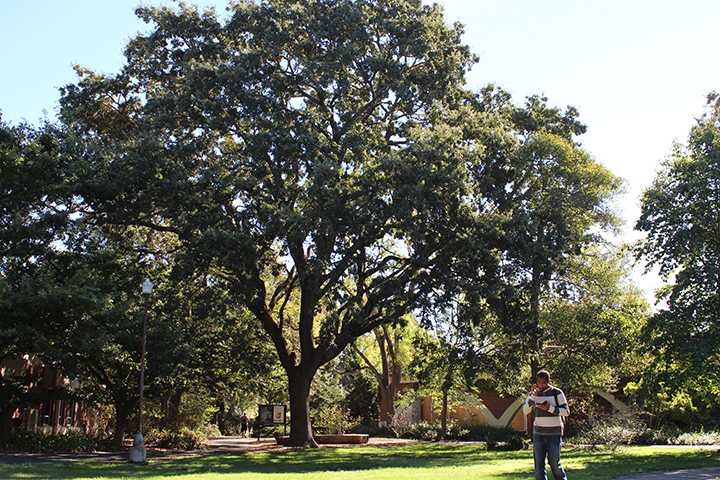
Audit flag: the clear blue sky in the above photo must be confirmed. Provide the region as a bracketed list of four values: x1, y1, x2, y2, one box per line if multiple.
[2, 0, 719, 303]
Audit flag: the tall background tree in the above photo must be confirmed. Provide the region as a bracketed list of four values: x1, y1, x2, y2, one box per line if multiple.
[0, 117, 78, 439]
[1, 115, 280, 444]
[459, 87, 624, 380]
[634, 93, 720, 428]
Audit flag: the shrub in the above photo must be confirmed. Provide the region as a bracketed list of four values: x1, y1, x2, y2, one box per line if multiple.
[197, 423, 221, 439]
[0, 430, 103, 453]
[446, 422, 471, 440]
[462, 424, 522, 443]
[398, 421, 523, 449]
[313, 404, 359, 434]
[146, 426, 208, 450]
[252, 423, 286, 438]
[573, 411, 646, 448]
[463, 425, 524, 450]
[670, 430, 720, 445]
[389, 403, 417, 438]
[635, 425, 681, 445]
[401, 422, 439, 441]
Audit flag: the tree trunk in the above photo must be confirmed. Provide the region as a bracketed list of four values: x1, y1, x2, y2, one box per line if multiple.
[440, 363, 453, 438]
[375, 327, 401, 426]
[0, 407, 13, 442]
[530, 360, 540, 382]
[287, 368, 317, 447]
[216, 399, 227, 435]
[113, 402, 130, 450]
[378, 384, 396, 425]
[529, 264, 543, 382]
[166, 390, 183, 429]
[441, 387, 449, 438]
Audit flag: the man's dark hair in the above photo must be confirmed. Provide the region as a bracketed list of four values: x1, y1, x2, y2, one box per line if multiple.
[536, 370, 550, 382]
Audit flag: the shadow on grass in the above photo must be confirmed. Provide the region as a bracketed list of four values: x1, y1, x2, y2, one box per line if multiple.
[1, 444, 718, 479]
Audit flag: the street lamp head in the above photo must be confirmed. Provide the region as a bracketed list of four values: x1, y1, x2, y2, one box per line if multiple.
[142, 278, 154, 295]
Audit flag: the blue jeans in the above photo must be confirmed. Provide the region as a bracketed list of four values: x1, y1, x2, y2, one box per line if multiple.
[533, 434, 567, 480]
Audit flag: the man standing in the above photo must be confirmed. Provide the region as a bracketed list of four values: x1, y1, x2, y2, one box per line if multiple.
[523, 370, 569, 480]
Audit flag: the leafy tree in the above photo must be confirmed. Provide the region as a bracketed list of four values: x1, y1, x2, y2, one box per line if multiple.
[58, 0, 478, 446]
[340, 358, 378, 426]
[634, 93, 720, 427]
[410, 305, 474, 436]
[0, 117, 79, 439]
[539, 248, 648, 392]
[0, 114, 280, 444]
[460, 247, 648, 403]
[147, 272, 280, 433]
[0, 117, 75, 360]
[352, 320, 418, 425]
[460, 87, 624, 379]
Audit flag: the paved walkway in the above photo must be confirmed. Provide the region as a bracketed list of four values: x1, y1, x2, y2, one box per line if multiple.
[617, 468, 720, 480]
[206, 436, 415, 452]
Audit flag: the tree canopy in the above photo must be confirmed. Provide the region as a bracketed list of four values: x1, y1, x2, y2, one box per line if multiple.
[57, 0, 485, 446]
[634, 93, 720, 426]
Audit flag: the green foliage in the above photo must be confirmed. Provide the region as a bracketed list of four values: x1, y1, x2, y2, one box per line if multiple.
[4, 0, 705, 450]
[634, 425, 681, 446]
[670, 430, 720, 446]
[573, 418, 720, 447]
[635, 93, 720, 429]
[399, 421, 523, 449]
[400, 421, 443, 441]
[342, 366, 378, 426]
[146, 425, 213, 450]
[57, 0, 483, 444]
[539, 248, 650, 392]
[311, 360, 348, 412]
[459, 247, 648, 398]
[462, 424, 525, 449]
[0, 117, 72, 278]
[633, 379, 709, 428]
[0, 430, 112, 453]
[313, 404, 359, 434]
[572, 411, 647, 449]
[449, 87, 624, 394]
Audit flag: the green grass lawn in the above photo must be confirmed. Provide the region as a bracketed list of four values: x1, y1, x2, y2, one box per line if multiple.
[1, 444, 719, 480]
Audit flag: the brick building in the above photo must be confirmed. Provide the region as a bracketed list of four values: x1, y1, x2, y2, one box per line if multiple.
[1, 355, 101, 436]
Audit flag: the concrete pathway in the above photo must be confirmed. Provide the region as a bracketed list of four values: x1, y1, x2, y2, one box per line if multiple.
[617, 468, 720, 480]
[205, 436, 415, 452]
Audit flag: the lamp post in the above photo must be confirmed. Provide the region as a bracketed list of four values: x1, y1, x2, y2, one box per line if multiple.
[130, 278, 153, 464]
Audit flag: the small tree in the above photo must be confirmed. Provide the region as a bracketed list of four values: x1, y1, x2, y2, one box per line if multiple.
[352, 322, 416, 426]
[411, 305, 471, 437]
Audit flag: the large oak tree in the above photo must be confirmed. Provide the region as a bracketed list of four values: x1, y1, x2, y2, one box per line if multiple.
[58, 0, 479, 446]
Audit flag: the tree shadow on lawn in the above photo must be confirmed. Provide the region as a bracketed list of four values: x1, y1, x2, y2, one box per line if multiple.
[1, 444, 719, 479]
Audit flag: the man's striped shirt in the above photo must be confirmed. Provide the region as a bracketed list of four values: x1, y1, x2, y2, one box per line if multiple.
[521, 385, 569, 436]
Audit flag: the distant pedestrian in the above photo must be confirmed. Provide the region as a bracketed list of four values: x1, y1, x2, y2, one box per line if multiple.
[523, 370, 570, 480]
[240, 412, 249, 438]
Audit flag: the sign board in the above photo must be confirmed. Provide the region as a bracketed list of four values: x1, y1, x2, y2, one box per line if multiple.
[273, 405, 285, 424]
[256, 404, 288, 440]
[258, 404, 286, 425]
